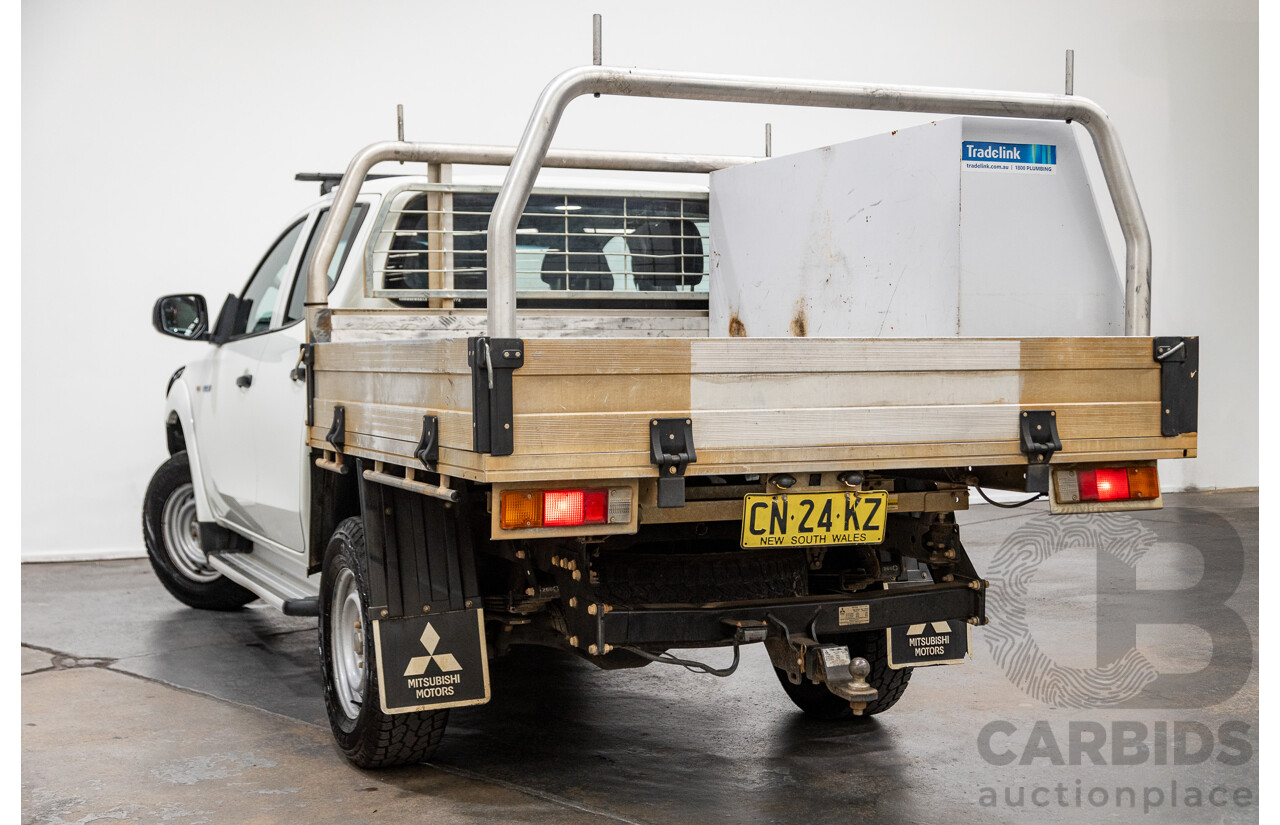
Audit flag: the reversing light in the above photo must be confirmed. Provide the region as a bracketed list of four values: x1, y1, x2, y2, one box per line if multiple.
[1054, 466, 1159, 504]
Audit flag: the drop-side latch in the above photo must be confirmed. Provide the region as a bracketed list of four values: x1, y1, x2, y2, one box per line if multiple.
[649, 417, 696, 508]
[1019, 410, 1061, 493]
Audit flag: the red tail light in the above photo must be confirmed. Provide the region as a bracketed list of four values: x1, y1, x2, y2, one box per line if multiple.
[1092, 468, 1130, 501]
[544, 490, 586, 526]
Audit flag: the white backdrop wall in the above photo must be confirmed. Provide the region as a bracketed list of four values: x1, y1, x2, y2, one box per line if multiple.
[21, 0, 1258, 560]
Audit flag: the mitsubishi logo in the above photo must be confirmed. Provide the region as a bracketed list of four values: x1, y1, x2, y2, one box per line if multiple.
[906, 621, 952, 636]
[403, 622, 463, 676]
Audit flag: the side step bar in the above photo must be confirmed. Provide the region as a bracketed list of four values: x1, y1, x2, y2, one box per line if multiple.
[282, 597, 319, 617]
[208, 553, 315, 614]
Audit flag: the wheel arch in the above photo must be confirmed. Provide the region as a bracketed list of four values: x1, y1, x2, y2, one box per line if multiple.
[163, 378, 215, 523]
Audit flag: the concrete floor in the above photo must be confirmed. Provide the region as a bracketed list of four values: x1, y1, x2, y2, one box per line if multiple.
[23, 491, 1259, 824]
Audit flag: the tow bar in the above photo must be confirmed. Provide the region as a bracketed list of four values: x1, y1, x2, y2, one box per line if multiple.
[763, 614, 878, 714]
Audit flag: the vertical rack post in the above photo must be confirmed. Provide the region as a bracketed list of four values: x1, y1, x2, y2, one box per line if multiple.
[1064, 50, 1074, 123]
[592, 14, 603, 98]
[397, 104, 405, 163]
[426, 163, 454, 309]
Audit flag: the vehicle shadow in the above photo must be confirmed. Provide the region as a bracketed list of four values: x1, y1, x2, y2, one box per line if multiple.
[124, 605, 328, 726]
[377, 645, 916, 825]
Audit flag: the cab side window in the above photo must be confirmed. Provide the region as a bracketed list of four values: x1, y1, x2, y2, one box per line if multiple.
[284, 204, 369, 325]
[235, 220, 306, 337]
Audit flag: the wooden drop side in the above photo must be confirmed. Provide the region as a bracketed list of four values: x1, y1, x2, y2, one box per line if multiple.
[308, 332, 1195, 484]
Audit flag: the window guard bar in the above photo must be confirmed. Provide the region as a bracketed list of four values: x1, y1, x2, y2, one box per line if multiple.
[308, 66, 1151, 340]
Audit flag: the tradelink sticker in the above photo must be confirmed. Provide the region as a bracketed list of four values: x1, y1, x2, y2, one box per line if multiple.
[961, 141, 1057, 175]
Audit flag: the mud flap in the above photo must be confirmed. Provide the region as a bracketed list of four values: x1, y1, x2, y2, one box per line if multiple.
[886, 619, 970, 670]
[372, 608, 491, 713]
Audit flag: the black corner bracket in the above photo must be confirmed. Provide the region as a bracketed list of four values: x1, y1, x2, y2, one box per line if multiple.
[199, 521, 252, 555]
[1154, 336, 1199, 437]
[325, 404, 346, 452]
[1019, 410, 1061, 494]
[650, 417, 696, 508]
[299, 343, 316, 427]
[468, 337, 524, 457]
[415, 414, 440, 469]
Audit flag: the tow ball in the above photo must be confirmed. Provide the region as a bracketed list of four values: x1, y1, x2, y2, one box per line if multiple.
[763, 617, 879, 714]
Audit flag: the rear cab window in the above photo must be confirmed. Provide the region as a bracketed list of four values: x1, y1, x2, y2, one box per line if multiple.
[372, 187, 709, 308]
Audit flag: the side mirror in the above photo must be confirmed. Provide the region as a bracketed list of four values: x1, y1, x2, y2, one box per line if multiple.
[153, 294, 210, 341]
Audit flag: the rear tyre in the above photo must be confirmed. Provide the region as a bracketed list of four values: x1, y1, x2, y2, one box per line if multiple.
[774, 630, 913, 719]
[142, 451, 256, 611]
[319, 517, 449, 768]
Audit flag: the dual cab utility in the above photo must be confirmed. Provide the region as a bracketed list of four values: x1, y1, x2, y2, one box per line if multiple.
[144, 65, 1197, 767]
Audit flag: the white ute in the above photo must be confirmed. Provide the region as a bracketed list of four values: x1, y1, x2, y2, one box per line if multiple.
[143, 63, 1197, 769]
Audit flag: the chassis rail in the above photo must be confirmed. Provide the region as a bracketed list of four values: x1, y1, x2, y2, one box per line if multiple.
[594, 581, 986, 649]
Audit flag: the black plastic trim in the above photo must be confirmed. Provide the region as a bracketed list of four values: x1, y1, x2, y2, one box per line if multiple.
[357, 459, 480, 620]
[199, 521, 252, 554]
[300, 344, 316, 427]
[166, 365, 185, 397]
[282, 597, 320, 617]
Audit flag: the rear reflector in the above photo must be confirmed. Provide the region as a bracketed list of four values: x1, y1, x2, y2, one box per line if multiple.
[500, 487, 627, 529]
[1055, 466, 1158, 504]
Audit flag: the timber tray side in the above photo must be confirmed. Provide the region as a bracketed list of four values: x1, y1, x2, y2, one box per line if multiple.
[307, 334, 1197, 484]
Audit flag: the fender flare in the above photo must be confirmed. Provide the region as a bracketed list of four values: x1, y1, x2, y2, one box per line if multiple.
[164, 377, 216, 523]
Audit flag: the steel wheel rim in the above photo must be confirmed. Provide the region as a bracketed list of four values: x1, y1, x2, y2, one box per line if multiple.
[160, 483, 219, 582]
[330, 567, 365, 720]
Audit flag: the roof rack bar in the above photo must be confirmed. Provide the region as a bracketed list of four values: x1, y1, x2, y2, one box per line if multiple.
[304, 141, 758, 338]
[484, 66, 1151, 339]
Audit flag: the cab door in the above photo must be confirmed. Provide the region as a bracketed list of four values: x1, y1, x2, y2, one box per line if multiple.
[241, 203, 371, 553]
[192, 219, 307, 534]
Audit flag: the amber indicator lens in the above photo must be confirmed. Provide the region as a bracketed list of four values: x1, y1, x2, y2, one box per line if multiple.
[500, 491, 542, 529]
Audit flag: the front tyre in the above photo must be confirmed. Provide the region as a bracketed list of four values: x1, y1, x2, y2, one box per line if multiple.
[319, 517, 449, 768]
[774, 630, 913, 719]
[142, 451, 256, 611]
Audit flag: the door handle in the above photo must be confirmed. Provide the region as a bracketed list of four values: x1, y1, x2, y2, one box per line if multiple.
[235, 373, 253, 389]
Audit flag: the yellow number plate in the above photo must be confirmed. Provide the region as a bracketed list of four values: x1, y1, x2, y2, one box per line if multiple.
[740, 491, 888, 548]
